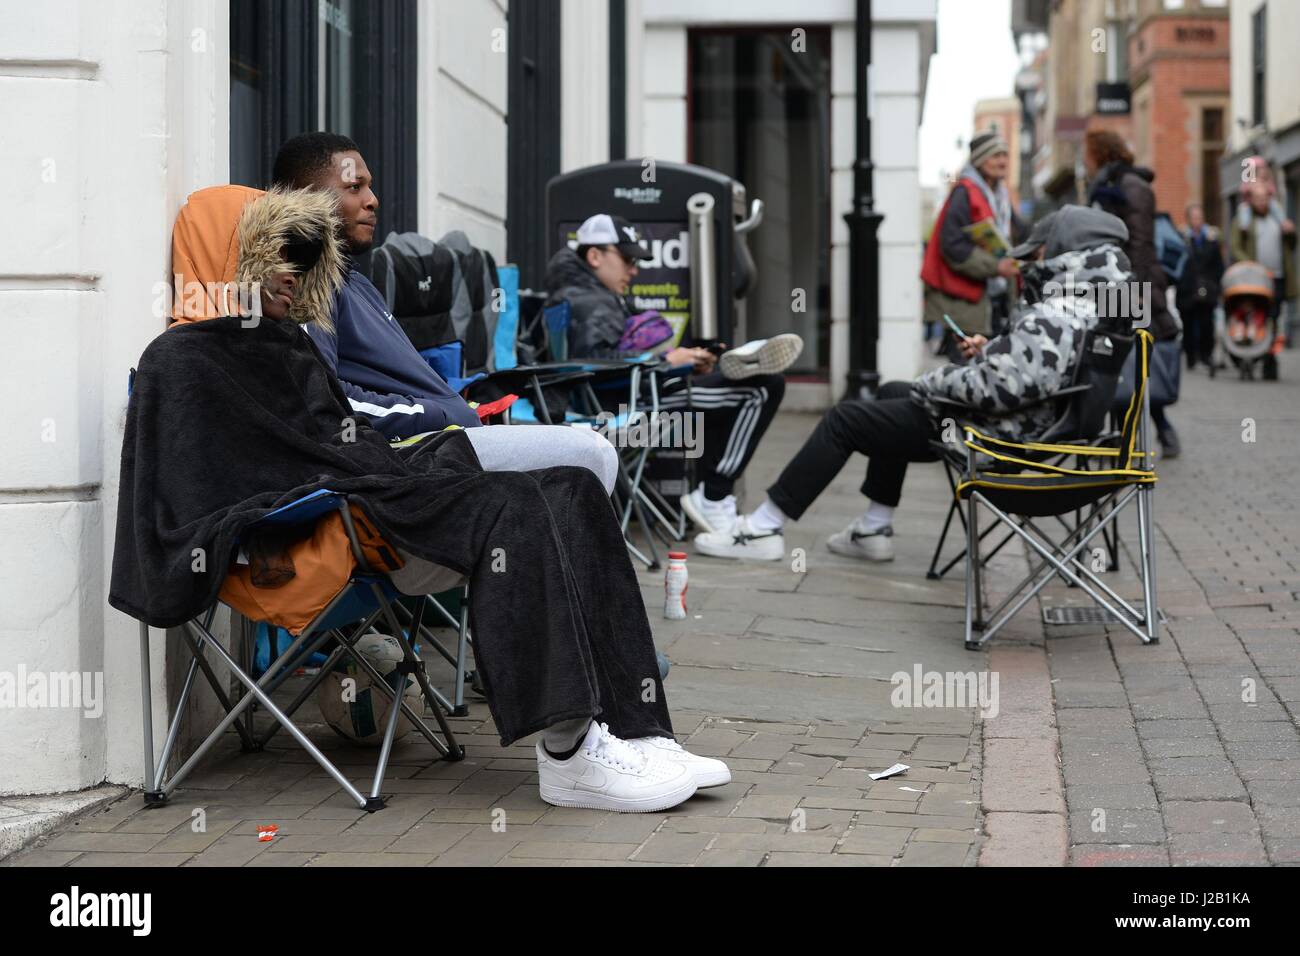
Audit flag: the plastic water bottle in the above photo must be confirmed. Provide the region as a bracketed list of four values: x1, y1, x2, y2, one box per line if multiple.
[664, 551, 688, 619]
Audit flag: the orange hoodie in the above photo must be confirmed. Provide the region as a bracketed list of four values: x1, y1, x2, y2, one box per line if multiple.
[164, 184, 397, 634]
[169, 185, 263, 324]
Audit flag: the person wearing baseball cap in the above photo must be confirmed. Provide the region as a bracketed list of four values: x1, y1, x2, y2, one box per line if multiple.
[545, 212, 800, 535]
[577, 213, 656, 263]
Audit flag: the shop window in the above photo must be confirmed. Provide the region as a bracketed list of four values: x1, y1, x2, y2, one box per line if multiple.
[688, 28, 832, 377]
[1252, 6, 1266, 127]
[229, 0, 418, 240]
[1200, 107, 1224, 228]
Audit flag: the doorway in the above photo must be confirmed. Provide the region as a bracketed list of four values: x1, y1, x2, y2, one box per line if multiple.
[689, 27, 832, 377]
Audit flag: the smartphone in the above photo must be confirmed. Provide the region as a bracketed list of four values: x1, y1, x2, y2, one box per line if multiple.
[941, 314, 970, 343]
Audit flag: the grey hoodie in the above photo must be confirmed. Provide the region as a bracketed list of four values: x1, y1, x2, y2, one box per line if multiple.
[543, 248, 632, 360]
[912, 242, 1135, 443]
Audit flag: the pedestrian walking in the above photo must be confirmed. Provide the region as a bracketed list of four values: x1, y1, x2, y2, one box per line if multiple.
[1177, 202, 1225, 371]
[1229, 160, 1296, 381]
[1085, 129, 1183, 458]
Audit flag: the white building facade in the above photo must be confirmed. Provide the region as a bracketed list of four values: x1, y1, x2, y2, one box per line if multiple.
[0, 0, 934, 797]
[1223, 0, 1300, 309]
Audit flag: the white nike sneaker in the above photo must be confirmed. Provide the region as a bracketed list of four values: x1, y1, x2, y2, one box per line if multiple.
[679, 486, 737, 534]
[629, 736, 732, 788]
[694, 515, 786, 561]
[536, 721, 697, 813]
[827, 521, 895, 562]
[719, 333, 804, 380]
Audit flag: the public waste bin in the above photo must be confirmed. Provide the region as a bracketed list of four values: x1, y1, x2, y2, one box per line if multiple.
[546, 158, 763, 348]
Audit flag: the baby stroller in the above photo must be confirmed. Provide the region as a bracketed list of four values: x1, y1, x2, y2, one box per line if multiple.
[1216, 260, 1283, 380]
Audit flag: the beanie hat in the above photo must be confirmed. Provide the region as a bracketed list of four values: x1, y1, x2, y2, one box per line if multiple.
[970, 130, 1009, 168]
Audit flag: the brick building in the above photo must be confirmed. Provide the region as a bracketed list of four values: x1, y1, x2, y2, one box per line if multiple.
[1128, 0, 1231, 225]
[1014, 0, 1230, 224]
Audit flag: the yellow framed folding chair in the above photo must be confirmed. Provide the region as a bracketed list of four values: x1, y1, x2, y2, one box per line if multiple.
[953, 330, 1160, 650]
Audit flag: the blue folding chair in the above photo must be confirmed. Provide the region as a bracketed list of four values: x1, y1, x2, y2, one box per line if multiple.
[502, 302, 696, 569]
[136, 489, 465, 813]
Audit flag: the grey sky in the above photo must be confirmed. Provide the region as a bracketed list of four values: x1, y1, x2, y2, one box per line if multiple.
[919, 0, 1023, 188]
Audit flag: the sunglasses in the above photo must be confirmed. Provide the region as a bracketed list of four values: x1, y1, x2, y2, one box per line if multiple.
[600, 246, 638, 266]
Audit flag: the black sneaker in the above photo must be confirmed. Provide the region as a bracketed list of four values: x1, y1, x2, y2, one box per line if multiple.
[1158, 426, 1181, 460]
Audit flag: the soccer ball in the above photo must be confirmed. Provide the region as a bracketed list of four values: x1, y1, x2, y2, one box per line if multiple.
[316, 634, 421, 745]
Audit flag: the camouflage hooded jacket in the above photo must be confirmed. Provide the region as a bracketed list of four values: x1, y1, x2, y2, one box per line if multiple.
[911, 243, 1134, 443]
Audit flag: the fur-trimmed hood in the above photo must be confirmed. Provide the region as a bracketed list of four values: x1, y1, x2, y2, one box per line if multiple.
[170, 185, 345, 331]
[236, 187, 346, 330]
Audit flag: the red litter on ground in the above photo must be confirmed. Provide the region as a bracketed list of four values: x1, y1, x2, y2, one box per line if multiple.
[257, 824, 279, 842]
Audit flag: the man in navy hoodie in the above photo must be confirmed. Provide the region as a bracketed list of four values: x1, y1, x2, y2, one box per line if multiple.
[272, 133, 617, 492]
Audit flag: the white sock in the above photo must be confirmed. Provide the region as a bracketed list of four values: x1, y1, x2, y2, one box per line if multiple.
[541, 718, 591, 756]
[749, 498, 787, 533]
[859, 500, 895, 533]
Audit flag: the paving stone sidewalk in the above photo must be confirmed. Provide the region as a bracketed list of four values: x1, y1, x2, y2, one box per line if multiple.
[1035, 362, 1300, 866]
[12, 355, 1292, 868]
[4, 402, 988, 867]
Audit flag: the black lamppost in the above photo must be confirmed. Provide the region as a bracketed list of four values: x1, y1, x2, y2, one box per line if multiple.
[844, 0, 885, 401]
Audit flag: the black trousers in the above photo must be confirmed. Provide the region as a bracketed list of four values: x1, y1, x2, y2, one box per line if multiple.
[457, 465, 673, 745]
[767, 381, 939, 521]
[1180, 301, 1215, 366]
[658, 371, 785, 499]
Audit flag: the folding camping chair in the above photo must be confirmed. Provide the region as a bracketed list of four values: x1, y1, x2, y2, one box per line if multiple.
[945, 329, 1159, 650]
[927, 325, 1132, 581]
[136, 489, 466, 813]
[505, 300, 697, 569]
[397, 336, 573, 714]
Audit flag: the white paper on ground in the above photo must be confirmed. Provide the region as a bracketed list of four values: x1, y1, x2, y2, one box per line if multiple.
[869, 763, 910, 780]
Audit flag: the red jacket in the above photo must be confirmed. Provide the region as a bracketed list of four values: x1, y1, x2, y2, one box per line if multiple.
[921, 178, 995, 303]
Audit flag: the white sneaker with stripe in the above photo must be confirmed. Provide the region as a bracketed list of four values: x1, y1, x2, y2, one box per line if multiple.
[719, 333, 804, 380]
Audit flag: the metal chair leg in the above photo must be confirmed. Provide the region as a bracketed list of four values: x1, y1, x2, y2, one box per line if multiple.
[964, 493, 980, 650]
[1135, 484, 1160, 644]
[453, 584, 471, 716]
[196, 630, 369, 809]
[927, 499, 960, 579]
[970, 494, 985, 631]
[370, 583, 464, 755]
[139, 621, 158, 802]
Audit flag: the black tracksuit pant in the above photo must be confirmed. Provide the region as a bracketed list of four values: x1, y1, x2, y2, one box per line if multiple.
[657, 370, 785, 499]
[767, 381, 940, 521]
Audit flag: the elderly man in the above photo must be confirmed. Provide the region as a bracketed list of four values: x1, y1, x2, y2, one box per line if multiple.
[922, 130, 1025, 360]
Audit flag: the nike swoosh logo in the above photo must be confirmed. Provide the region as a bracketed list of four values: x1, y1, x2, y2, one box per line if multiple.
[573, 765, 609, 791]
